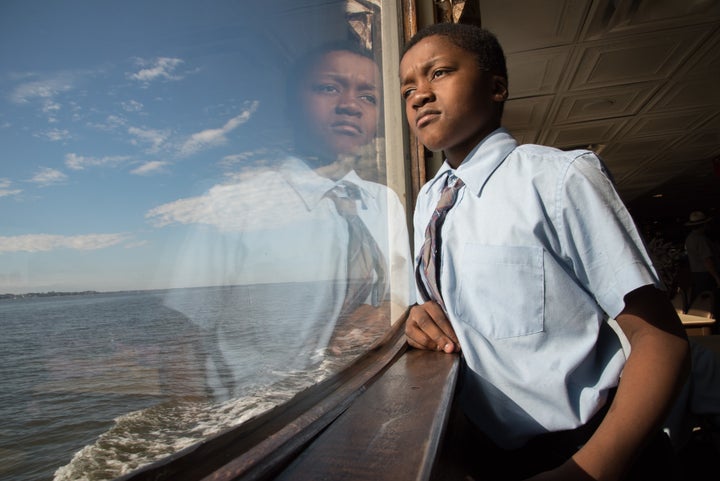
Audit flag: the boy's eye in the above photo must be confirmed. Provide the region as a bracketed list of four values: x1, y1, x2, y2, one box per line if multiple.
[431, 69, 448, 80]
[312, 84, 339, 94]
[360, 94, 377, 105]
[401, 88, 415, 100]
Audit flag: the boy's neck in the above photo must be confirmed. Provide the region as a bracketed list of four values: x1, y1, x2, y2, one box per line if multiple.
[444, 123, 502, 169]
[313, 160, 353, 181]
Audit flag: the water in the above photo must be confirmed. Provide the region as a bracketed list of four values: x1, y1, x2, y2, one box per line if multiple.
[0, 287, 365, 481]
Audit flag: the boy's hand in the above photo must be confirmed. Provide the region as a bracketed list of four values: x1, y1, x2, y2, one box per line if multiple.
[406, 302, 460, 353]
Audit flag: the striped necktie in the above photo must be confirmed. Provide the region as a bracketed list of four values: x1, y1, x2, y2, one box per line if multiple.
[416, 174, 464, 312]
[327, 181, 387, 318]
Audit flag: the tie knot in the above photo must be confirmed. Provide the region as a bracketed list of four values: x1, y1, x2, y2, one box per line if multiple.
[328, 181, 362, 215]
[447, 174, 463, 189]
[329, 181, 362, 199]
[340, 181, 363, 200]
[436, 174, 464, 211]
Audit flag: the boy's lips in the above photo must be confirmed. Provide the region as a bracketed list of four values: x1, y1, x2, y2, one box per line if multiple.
[416, 109, 440, 128]
[331, 121, 362, 135]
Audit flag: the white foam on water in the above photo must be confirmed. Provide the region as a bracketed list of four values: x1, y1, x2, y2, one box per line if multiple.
[52, 350, 359, 481]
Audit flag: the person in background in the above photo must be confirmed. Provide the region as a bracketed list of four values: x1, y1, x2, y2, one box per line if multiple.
[160, 41, 413, 400]
[399, 22, 690, 480]
[684, 210, 719, 322]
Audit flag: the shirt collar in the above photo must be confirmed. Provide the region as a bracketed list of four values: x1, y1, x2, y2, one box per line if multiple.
[424, 128, 517, 196]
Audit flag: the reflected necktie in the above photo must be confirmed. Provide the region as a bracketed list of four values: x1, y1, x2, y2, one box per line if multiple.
[416, 174, 464, 312]
[327, 181, 387, 318]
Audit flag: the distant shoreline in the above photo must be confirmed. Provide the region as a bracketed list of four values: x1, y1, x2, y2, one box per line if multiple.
[0, 282, 319, 300]
[0, 290, 102, 300]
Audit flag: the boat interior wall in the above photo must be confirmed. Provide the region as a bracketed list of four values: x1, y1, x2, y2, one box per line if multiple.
[473, 0, 720, 231]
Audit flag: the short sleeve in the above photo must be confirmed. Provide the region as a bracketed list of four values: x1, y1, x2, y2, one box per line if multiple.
[555, 153, 661, 318]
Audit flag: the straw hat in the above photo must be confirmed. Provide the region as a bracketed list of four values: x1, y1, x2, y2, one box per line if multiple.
[685, 210, 711, 226]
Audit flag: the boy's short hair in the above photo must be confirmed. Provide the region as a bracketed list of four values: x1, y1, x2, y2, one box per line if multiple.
[403, 22, 508, 83]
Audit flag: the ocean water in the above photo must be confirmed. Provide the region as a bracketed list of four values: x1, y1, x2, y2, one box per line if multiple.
[0, 286, 365, 481]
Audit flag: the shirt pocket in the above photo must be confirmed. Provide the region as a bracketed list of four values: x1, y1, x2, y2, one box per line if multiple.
[455, 244, 544, 339]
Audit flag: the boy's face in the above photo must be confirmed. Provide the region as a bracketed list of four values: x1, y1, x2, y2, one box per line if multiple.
[294, 50, 381, 165]
[400, 35, 507, 167]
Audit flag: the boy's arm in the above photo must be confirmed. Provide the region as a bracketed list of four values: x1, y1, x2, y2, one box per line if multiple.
[405, 301, 461, 353]
[534, 285, 691, 481]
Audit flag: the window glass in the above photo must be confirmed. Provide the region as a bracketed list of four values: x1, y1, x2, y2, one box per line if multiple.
[0, 1, 411, 480]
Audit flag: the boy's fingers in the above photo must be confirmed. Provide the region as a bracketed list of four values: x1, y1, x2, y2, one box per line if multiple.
[406, 303, 460, 352]
[405, 311, 435, 350]
[421, 301, 459, 344]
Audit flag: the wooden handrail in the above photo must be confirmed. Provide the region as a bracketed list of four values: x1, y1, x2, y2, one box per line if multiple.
[271, 348, 459, 480]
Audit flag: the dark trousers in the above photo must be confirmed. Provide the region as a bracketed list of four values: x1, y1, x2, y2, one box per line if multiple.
[434, 398, 684, 481]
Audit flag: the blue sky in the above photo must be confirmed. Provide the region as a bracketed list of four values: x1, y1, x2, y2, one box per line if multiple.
[0, 0, 354, 294]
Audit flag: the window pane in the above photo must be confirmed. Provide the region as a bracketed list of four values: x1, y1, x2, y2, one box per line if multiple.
[0, 1, 412, 480]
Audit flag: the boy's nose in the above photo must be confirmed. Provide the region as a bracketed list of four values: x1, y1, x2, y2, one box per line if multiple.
[336, 95, 362, 116]
[410, 84, 433, 108]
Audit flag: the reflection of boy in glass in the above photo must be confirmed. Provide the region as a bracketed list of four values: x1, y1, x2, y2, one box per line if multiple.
[282, 41, 412, 352]
[162, 42, 412, 400]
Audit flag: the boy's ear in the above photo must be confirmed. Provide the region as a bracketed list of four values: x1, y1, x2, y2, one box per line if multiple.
[491, 75, 509, 102]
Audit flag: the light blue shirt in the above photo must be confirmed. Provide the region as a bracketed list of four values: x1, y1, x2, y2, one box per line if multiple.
[413, 128, 661, 448]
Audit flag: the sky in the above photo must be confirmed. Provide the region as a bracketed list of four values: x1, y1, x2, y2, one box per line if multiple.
[0, 0, 356, 294]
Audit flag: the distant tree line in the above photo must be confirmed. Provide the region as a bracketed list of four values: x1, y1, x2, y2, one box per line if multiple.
[0, 290, 100, 300]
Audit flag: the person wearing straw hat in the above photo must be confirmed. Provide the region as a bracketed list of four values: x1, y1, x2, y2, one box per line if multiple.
[684, 210, 719, 322]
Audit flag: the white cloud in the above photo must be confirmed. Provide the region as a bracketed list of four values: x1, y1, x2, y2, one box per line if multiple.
[146, 194, 217, 228]
[29, 168, 68, 186]
[145, 166, 308, 232]
[35, 128, 71, 141]
[179, 101, 259, 156]
[11, 76, 73, 103]
[129, 57, 184, 83]
[219, 152, 256, 166]
[0, 178, 22, 197]
[88, 114, 126, 132]
[43, 100, 61, 123]
[0, 188, 22, 197]
[130, 160, 169, 175]
[42, 100, 61, 113]
[219, 148, 273, 168]
[10, 74, 75, 123]
[65, 152, 131, 170]
[0, 233, 129, 253]
[121, 100, 144, 112]
[128, 126, 170, 152]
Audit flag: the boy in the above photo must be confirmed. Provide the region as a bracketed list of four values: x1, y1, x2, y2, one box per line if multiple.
[400, 23, 690, 480]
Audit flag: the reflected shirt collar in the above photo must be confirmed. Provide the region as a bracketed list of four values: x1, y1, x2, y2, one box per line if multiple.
[279, 156, 373, 210]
